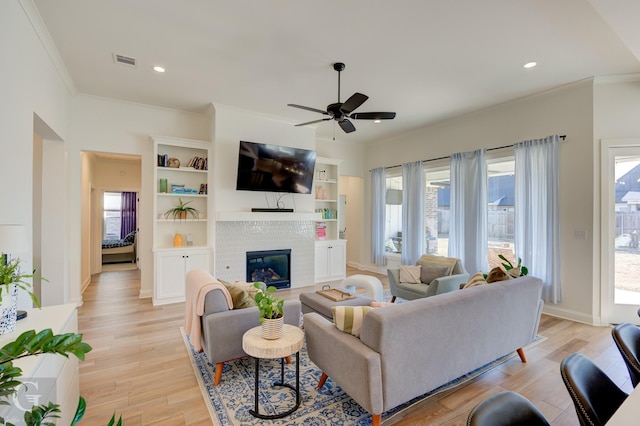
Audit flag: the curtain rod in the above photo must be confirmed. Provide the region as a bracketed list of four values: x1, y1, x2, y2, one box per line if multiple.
[379, 134, 566, 170]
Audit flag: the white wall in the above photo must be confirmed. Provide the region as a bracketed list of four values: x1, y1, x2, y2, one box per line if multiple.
[0, 1, 72, 309]
[362, 80, 596, 323]
[593, 75, 640, 321]
[212, 104, 317, 213]
[70, 95, 210, 300]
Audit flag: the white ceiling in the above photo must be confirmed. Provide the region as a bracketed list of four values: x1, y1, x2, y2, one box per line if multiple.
[32, 0, 640, 144]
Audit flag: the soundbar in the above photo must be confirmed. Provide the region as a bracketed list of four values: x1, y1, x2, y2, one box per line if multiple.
[251, 208, 294, 213]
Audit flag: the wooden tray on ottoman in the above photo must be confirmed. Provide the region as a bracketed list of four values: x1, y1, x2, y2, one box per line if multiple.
[316, 287, 355, 302]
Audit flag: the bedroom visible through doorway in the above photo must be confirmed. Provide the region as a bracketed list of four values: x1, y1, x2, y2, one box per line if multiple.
[101, 191, 138, 268]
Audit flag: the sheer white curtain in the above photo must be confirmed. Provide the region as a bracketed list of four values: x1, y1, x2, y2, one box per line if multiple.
[514, 135, 560, 303]
[371, 167, 387, 266]
[449, 149, 488, 274]
[401, 161, 424, 265]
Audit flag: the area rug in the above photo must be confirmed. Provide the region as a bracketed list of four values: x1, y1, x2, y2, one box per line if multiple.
[181, 329, 545, 425]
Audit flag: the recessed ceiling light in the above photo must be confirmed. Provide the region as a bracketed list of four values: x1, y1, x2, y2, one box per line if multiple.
[153, 66, 166, 73]
[523, 61, 537, 69]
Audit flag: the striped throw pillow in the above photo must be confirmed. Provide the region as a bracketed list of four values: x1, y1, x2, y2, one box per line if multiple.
[331, 306, 372, 337]
[463, 271, 488, 289]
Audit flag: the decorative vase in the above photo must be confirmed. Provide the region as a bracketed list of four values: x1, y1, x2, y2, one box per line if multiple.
[261, 316, 284, 340]
[0, 284, 18, 335]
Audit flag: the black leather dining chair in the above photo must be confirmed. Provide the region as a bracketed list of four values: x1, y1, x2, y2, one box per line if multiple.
[612, 322, 640, 387]
[560, 353, 628, 426]
[467, 391, 550, 426]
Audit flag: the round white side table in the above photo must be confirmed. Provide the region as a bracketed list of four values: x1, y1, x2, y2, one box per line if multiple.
[242, 324, 305, 419]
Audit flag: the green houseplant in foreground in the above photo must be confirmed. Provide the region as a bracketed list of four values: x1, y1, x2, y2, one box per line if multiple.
[253, 282, 284, 323]
[164, 198, 199, 221]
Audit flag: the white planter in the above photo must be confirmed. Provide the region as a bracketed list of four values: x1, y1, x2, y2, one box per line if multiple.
[0, 284, 18, 335]
[261, 317, 284, 340]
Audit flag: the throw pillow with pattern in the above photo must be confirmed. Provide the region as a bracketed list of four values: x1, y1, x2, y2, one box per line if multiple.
[399, 265, 422, 284]
[332, 306, 372, 337]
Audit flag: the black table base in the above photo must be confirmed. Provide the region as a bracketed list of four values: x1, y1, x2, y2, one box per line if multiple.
[249, 352, 300, 420]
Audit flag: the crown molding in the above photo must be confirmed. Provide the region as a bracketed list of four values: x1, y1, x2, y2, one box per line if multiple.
[19, 0, 77, 96]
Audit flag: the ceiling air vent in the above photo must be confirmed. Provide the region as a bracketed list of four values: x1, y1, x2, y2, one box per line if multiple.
[113, 53, 136, 68]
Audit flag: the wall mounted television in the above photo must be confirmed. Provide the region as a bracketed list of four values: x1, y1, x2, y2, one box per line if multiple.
[236, 141, 317, 194]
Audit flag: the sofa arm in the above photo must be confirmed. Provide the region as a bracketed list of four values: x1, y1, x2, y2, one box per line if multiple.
[432, 272, 470, 295]
[202, 299, 301, 364]
[304, 312, 383, 416]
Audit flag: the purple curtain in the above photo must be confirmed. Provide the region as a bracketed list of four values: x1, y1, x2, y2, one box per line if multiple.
[120, 192, 137, 238]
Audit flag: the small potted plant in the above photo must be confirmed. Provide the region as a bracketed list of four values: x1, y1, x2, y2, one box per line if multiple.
[253, 282, 284, 339]
[165, 197, 200, 221]
[0, 256, 42, 335]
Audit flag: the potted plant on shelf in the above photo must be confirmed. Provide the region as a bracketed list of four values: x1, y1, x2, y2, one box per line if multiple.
[253, 282, 284, 340]
[0, 256, 42, 335]
[165, 198, 199, 221]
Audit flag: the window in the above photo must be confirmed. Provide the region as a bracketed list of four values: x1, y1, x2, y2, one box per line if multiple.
[487, 158, 515, 268]
[425, 166, 450, 257]
[103, 192, 122, 240]
[384, 174, 403, 254]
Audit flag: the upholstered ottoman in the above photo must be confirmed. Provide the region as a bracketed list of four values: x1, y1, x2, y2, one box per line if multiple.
[300, 291, 373, 321]
[341, 274, 384, 301]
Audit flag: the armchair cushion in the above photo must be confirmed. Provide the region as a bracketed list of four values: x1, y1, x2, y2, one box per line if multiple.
[419, 264, 451, 284]
[399, 265, 422, 283]
[416, 255, 457, 276]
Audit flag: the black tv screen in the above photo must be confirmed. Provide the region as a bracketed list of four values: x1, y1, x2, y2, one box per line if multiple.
[236, 141, 317, 194]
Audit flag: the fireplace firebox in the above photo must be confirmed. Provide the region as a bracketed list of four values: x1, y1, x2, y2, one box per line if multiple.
[246, 249, 291, 290]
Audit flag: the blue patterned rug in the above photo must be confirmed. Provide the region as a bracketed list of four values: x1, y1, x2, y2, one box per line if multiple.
[181, 329, 545, 425]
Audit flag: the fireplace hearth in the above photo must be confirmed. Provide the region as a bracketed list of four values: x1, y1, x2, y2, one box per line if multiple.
[246, 249, 291, 290]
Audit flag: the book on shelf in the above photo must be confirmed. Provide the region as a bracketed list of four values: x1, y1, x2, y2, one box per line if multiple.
[157, 154, 168, 167]
[188, 156, 208, 170]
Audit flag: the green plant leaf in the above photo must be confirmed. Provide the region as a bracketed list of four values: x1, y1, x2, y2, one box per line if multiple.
[521, 266, 529, 276]
[71, 396, 86, 425]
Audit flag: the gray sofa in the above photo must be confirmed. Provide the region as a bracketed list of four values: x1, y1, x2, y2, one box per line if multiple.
[304, 275, 544, 426]
[200, 284, 301, 386]
[387, 257, 469, 301]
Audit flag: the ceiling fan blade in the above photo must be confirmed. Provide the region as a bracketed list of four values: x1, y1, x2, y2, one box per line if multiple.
[350, 112, 396, 120]
[287, 104, 328, 115]
[295, 118, 331, 127]
[340, 93, 368, 114]
[339, 119, 356, 133]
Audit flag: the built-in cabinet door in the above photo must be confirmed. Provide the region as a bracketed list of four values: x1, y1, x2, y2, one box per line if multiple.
[328, 240, 346, 279]
[154, 248, 210, 305]
[315, 240, 346, 283]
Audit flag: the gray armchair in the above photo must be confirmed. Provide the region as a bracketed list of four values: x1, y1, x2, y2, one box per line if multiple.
[200, 286, 301, 386]
[387, 256, 469, 302]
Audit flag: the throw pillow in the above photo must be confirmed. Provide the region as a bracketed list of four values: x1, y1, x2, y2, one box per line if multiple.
[399, 265, 422, 284]
[485, 267, 511, 283]
[233, 280, 260, 299]
[331, 306, 372, 337]
[463, 271, 488, 289]
[123, 231, 136, 243]
[416, 255, 457, 276]
[218, 279, 256, 309]
[419, 264, 451, 284]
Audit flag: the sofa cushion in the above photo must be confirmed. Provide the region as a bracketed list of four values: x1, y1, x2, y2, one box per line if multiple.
[399, 265, 422, 283]
[332, 305, 373, 337]
[463, 271, 488, 288]
[218, 279, 256, 309]
[419, 264, 451, 284]
[486, 267, 511, 283]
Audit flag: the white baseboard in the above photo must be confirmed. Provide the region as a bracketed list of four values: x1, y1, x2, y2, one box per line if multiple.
[542, 305, 599, 326]
[139, 289, 153, 299]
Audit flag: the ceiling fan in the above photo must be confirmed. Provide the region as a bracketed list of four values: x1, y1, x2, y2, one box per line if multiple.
[287, 62, 396, 134]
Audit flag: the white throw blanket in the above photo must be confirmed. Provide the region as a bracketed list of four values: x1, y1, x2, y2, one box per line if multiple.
[184, 269, 233, 351]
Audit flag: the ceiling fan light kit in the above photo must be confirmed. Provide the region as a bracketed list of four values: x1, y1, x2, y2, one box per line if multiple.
[288, 62, 396, 134]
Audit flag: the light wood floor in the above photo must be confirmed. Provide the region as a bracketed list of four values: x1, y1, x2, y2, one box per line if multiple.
[78, 267, 633, 425]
